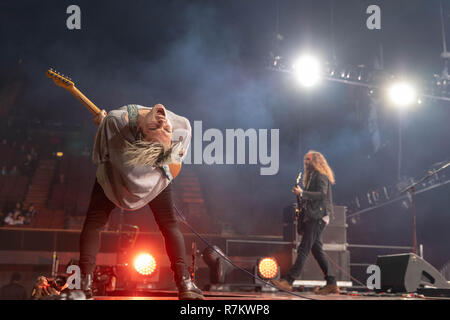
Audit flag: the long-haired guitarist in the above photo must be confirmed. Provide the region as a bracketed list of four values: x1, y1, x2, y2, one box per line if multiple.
[272, 150, 339, 295]
[80, 103, 204, 300]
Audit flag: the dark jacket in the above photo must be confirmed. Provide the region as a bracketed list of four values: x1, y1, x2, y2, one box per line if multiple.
[301, 171, 334, 221]
[0, 282, 28, 300]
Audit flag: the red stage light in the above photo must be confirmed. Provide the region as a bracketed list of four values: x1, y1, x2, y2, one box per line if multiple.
[134, 253, 157, 276]
[258, 257, 279, 279]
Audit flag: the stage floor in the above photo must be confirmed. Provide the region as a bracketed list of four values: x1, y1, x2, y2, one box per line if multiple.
[93, 290, 435, 300]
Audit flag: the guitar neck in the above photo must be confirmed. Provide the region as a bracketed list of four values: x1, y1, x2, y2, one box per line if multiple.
[48, 70, 184, 178]
[68, 86, 101, 115]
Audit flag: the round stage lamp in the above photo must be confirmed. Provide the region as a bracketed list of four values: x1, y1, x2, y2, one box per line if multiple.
[292, 55, 321, 87]
[257, 257, 279, 280]
[202, 246, 233, 284]
[388, 82, 417, 108]
[134, 253, 157, 276]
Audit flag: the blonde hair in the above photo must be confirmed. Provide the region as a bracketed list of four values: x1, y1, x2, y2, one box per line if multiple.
[303, 150, 335, 186]
[123, 140, 177, 168]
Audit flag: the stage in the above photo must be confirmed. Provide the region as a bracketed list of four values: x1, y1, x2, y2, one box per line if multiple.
[92, 289, 443, 300]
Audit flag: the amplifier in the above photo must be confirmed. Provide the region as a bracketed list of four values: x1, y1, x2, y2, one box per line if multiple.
[283, 205, 347, 244]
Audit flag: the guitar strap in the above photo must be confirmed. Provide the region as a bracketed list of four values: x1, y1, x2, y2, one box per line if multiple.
[305, 171, 315, 190]
[127, 104, 142, 140]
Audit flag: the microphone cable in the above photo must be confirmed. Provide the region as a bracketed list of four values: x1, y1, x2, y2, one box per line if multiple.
[173, 204, 318, 301]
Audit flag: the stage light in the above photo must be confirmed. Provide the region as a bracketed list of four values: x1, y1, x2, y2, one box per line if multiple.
[292, 55, 321, 87]
[257, 257, 279, 280]
[254, 257, 280, 292]
[134, 253, 157, 276]
[388, 82, 417, 108]
[56, 152, 64, 157]
[202, 246, 233, 285]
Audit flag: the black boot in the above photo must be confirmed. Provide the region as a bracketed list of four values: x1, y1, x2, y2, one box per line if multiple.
[176, 275, 205, 300]
[80, 273, 93, 299]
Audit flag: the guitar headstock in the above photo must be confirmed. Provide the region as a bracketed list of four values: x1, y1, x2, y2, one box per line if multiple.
[46, 68, 75, 90]
[295, 171, 302, 186]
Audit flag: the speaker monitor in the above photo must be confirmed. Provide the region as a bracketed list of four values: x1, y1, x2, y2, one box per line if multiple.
[376, 253, 450, 293]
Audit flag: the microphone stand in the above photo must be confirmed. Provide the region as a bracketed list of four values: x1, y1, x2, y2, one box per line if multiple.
[399, 161, 450, 254]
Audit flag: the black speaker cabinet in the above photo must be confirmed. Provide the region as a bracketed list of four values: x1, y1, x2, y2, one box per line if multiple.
[283, 204, 298, 242]
[283, 205, 347, 244]
[376, 253, 450, 293]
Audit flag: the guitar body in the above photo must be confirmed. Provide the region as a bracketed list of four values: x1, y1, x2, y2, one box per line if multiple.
[46, 68, 182, 179]
[294, 172, 305, 234]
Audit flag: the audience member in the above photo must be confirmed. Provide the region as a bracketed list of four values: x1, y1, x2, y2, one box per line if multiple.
[4, 212, 14, 225]
[11, 202, 24, 225]
[13, 213, 24, 225]
[1, 166, 7, 176]
[0, 273, 28, 300]
[13, 202, 23, 214]
[24, 204, 37, 225]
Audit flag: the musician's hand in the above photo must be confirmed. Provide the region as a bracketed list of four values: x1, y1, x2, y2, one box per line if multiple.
[292, 186, 303, 196]
[94, 110, 107, 126]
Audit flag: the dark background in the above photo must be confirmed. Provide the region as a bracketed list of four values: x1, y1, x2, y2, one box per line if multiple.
[1, 0, 449, 270]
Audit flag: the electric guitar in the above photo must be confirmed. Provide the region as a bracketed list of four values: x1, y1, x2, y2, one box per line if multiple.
[46, 68, 182, 179]
[294, 172, 304, 224]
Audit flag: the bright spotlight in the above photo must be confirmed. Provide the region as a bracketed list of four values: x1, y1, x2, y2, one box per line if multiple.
[257, 257, 279, 280]
[388, 82, 417, 107]
[134, 253, 157, 276]
[292, 55, 321, 87]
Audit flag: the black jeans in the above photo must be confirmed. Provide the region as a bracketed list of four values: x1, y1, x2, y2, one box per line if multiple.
[79, 180, 189, 281]
[286, 218, 336, 285]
